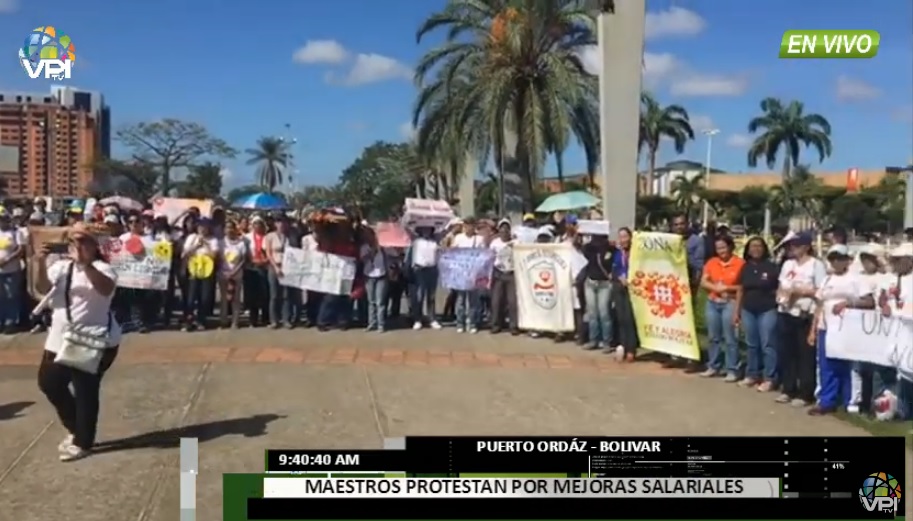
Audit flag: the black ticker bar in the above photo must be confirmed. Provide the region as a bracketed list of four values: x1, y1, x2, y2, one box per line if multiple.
[246, 497, 895, 520]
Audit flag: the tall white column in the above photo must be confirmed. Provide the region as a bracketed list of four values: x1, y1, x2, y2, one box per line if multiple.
[598, 0, 646, 232]
[904, 170, 913, 229]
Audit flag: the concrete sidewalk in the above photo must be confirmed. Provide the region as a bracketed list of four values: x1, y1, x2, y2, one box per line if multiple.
[0, 327, 909, 521]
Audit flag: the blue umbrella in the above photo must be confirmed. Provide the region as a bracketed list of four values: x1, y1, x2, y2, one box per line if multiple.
[231, 192, 289, 210]
[535, 191, 600, 213]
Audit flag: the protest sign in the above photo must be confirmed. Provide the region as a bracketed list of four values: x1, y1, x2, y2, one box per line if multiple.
[627, 232, 701, 360]
[106, 237, 171, 290]
[824, 310, 913, 378]
[151, 197, 213, 223]
[438, 248, 495, 291]
[577, 219, 611, 236]
[401, 198, 454, 232]
[513, 244, 577, 332]
[375, 222, 411, 248]
[279, 247, 357, 296]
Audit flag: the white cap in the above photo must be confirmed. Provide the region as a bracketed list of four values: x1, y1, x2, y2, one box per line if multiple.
[537, 225, 554, 237]
[826, 244, 850, 257]
[103, 214, 119, 224]
[889, 242, 913, 258]
[859, 243, 885, 257]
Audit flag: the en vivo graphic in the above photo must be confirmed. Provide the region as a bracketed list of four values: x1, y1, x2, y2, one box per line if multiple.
[779, 30, 880, 59]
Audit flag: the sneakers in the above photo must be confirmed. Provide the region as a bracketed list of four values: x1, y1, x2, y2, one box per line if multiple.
[722, 373, 739, 383]
[456, 327, 465, 334]
[469, 328, 478, 334]
[430, 321, 442, 330]
[412, 322, 423, 330]
[58, 434, 74, 452]
[846, 404, 861, 414]
[775, 393, 791, 404]
[757, 381, 774, 393]
[59, 441, 90, 462]
[699, 369, 719, 378]
[790, 398, 811, 408]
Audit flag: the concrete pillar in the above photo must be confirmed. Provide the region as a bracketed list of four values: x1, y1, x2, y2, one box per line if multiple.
[598, 0, 645, 233]
[904, 171, 913, 230]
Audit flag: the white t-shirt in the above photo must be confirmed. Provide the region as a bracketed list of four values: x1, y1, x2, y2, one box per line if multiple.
[778, 257, 827, 317]
[411, 238, 439, 268]
[182, 233, 220, 257]
[815, 272, 872, 330]
[360, 244, 387, 278]
[220, 237, 248, 273]
[884, 272, 913, 319]
[301, 234, 319, 252]
[490, 237, 513, 272]
[44, 260, 122, 354]
[0, 228, 22, 274]
[451, 233, 484, 248]
[16, 226, 29, 270]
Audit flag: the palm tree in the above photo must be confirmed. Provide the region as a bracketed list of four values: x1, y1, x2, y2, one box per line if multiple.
[670, 173, 704, 220]
[746, 97, 832, 182]
[246, 137, 290, 192]
[413, 0, 599, 211]
[639, 92, 695, 195]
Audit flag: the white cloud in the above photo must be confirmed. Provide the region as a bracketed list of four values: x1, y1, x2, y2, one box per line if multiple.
[689, 114, 715, 132]
[726, 134, 753, 148]
[0, 0, 17, 13]
[835, 75, 881, 102]
[292, 40, 349, 64]
[399, 122, 416, 139]
[645, 7, 706, 40]
[218, 168, 233, 181]
[335, 53, 411, 86]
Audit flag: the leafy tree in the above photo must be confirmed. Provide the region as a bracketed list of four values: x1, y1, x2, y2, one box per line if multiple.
[635, 195, 675, 228]
[639, 92, 695, 195]
[699, 189, 740, 220]
[746, 98, 832, 182]
[297, 185, 344, 208]
[90, 158, 160, 202]
[116, 119, 236, 194]
[246, 137, 291, 192]
[670, 173, 704, 221]
[178, 162, 223, 199]
[413, 0, 599, 210]
[338, 141, 414, 220]
[729, 186, 770, 231]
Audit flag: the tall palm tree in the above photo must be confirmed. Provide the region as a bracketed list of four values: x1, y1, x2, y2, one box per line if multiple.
[413, 0, 599, 210]
[670, 173, 704, 220]
[246, 137, 290, 192]
[639, 92, 695, 195]
[746, 97, 832, 182]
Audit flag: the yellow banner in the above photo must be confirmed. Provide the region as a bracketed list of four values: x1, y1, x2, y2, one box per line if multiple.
[627, 232, 701, 360]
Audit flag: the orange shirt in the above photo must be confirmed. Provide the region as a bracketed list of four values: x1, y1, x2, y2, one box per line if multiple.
[703, 255, 745, 301]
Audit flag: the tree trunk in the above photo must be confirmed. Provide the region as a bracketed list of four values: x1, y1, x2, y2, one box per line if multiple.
[556, 154, 565, 192]
[781, 155, 791, 182]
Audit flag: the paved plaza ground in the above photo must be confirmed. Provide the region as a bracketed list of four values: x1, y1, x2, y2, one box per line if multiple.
[0, 327, 910, 520]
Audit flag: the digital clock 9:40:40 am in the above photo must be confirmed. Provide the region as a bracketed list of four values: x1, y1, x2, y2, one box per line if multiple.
[276, 453, 360, 468]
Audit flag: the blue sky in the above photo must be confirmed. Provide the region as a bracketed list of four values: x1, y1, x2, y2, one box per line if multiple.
[1, 0, 911, 191]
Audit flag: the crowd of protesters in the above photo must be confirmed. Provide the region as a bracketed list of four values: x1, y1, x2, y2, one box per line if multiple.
[0, 198, 910, 462]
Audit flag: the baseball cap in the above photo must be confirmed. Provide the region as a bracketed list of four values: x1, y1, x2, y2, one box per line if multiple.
[523, 213, 535, 222]
[790, 232, 813, 246]
[826, 244, 851, 258]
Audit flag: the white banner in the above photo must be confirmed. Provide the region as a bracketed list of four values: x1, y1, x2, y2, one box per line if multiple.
[401, 198, 454, 232]
[278, 247, 357, 296]
[577, 219, 611, 236]
[107, 237, 172, 290]
[512, 244, 579, 332]
[824, 309, 913, 378]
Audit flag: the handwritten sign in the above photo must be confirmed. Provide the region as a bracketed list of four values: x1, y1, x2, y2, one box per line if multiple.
[151, 197, 213, 224]
[278, 247, 356, 296]
[577, 219, 611, 236]
[401, 198, 454, 232]
[107, 238, 171, 290]
[438, 248, 495, 291]
[824, 310, 913, 380]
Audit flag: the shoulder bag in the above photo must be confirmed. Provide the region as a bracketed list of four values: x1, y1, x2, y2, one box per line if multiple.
[54, 262, 113, 374]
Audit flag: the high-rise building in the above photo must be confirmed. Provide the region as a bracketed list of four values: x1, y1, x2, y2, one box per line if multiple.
[0, 87, 107, 198]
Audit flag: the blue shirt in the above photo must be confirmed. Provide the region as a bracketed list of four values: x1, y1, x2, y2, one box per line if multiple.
[612, 248, 629, 278]
[686, 234, 705, 274]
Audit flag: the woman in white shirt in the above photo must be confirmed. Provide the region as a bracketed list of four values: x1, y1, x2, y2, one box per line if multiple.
[882, 243, 913, 420]
[0, 211, 24, 334]
[218, 220, 248, 329]
[181, 218, 220, 331]
[34, 222, 121, 462]
[807, 244, 874, 415]
[406, 226, 442, 330]
[116, 214, 155, 333]
[449, 218, 485, 333]
[359, 228, 389, 332]
[775, 233, 827, 407]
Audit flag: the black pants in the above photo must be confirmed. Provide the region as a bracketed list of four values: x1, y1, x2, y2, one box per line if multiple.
[778, 314, 816, 402]
[185, 275, 216, 326]
[115, 288, 155, 327]
[386, 279, 405, 319]
[243, 269, 270, 325]
[612, 282, 639, 355]
[306, 291, 324, 325]
[443, 289, 457, 320]
[38, 347, 118, 450]
[490, 270, 517, 331]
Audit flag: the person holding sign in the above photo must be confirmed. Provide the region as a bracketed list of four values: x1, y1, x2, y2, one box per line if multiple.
[181, 218, 220, 331]
[450, 218, 486, 334]
[218, 220, 248, 329]
[881, 243, 913, 419]
[116, 215, 155, 333]
[807, 245, 875, 416]
[265, 216, 293, 329]
[0, 210, 23, 334]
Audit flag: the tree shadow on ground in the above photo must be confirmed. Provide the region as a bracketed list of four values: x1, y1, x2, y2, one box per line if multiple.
[93, 413, 287, 454]
[0, 401, 35, 421]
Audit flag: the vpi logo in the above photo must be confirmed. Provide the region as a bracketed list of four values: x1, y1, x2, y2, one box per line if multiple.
[859, 472, 902, 514]
[19, 26, 76, 81]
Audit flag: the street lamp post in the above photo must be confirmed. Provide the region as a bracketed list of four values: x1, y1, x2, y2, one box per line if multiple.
[886, 164, 913, 230]
[701, 128, 719, 225]
[278, 123, 299, 196]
